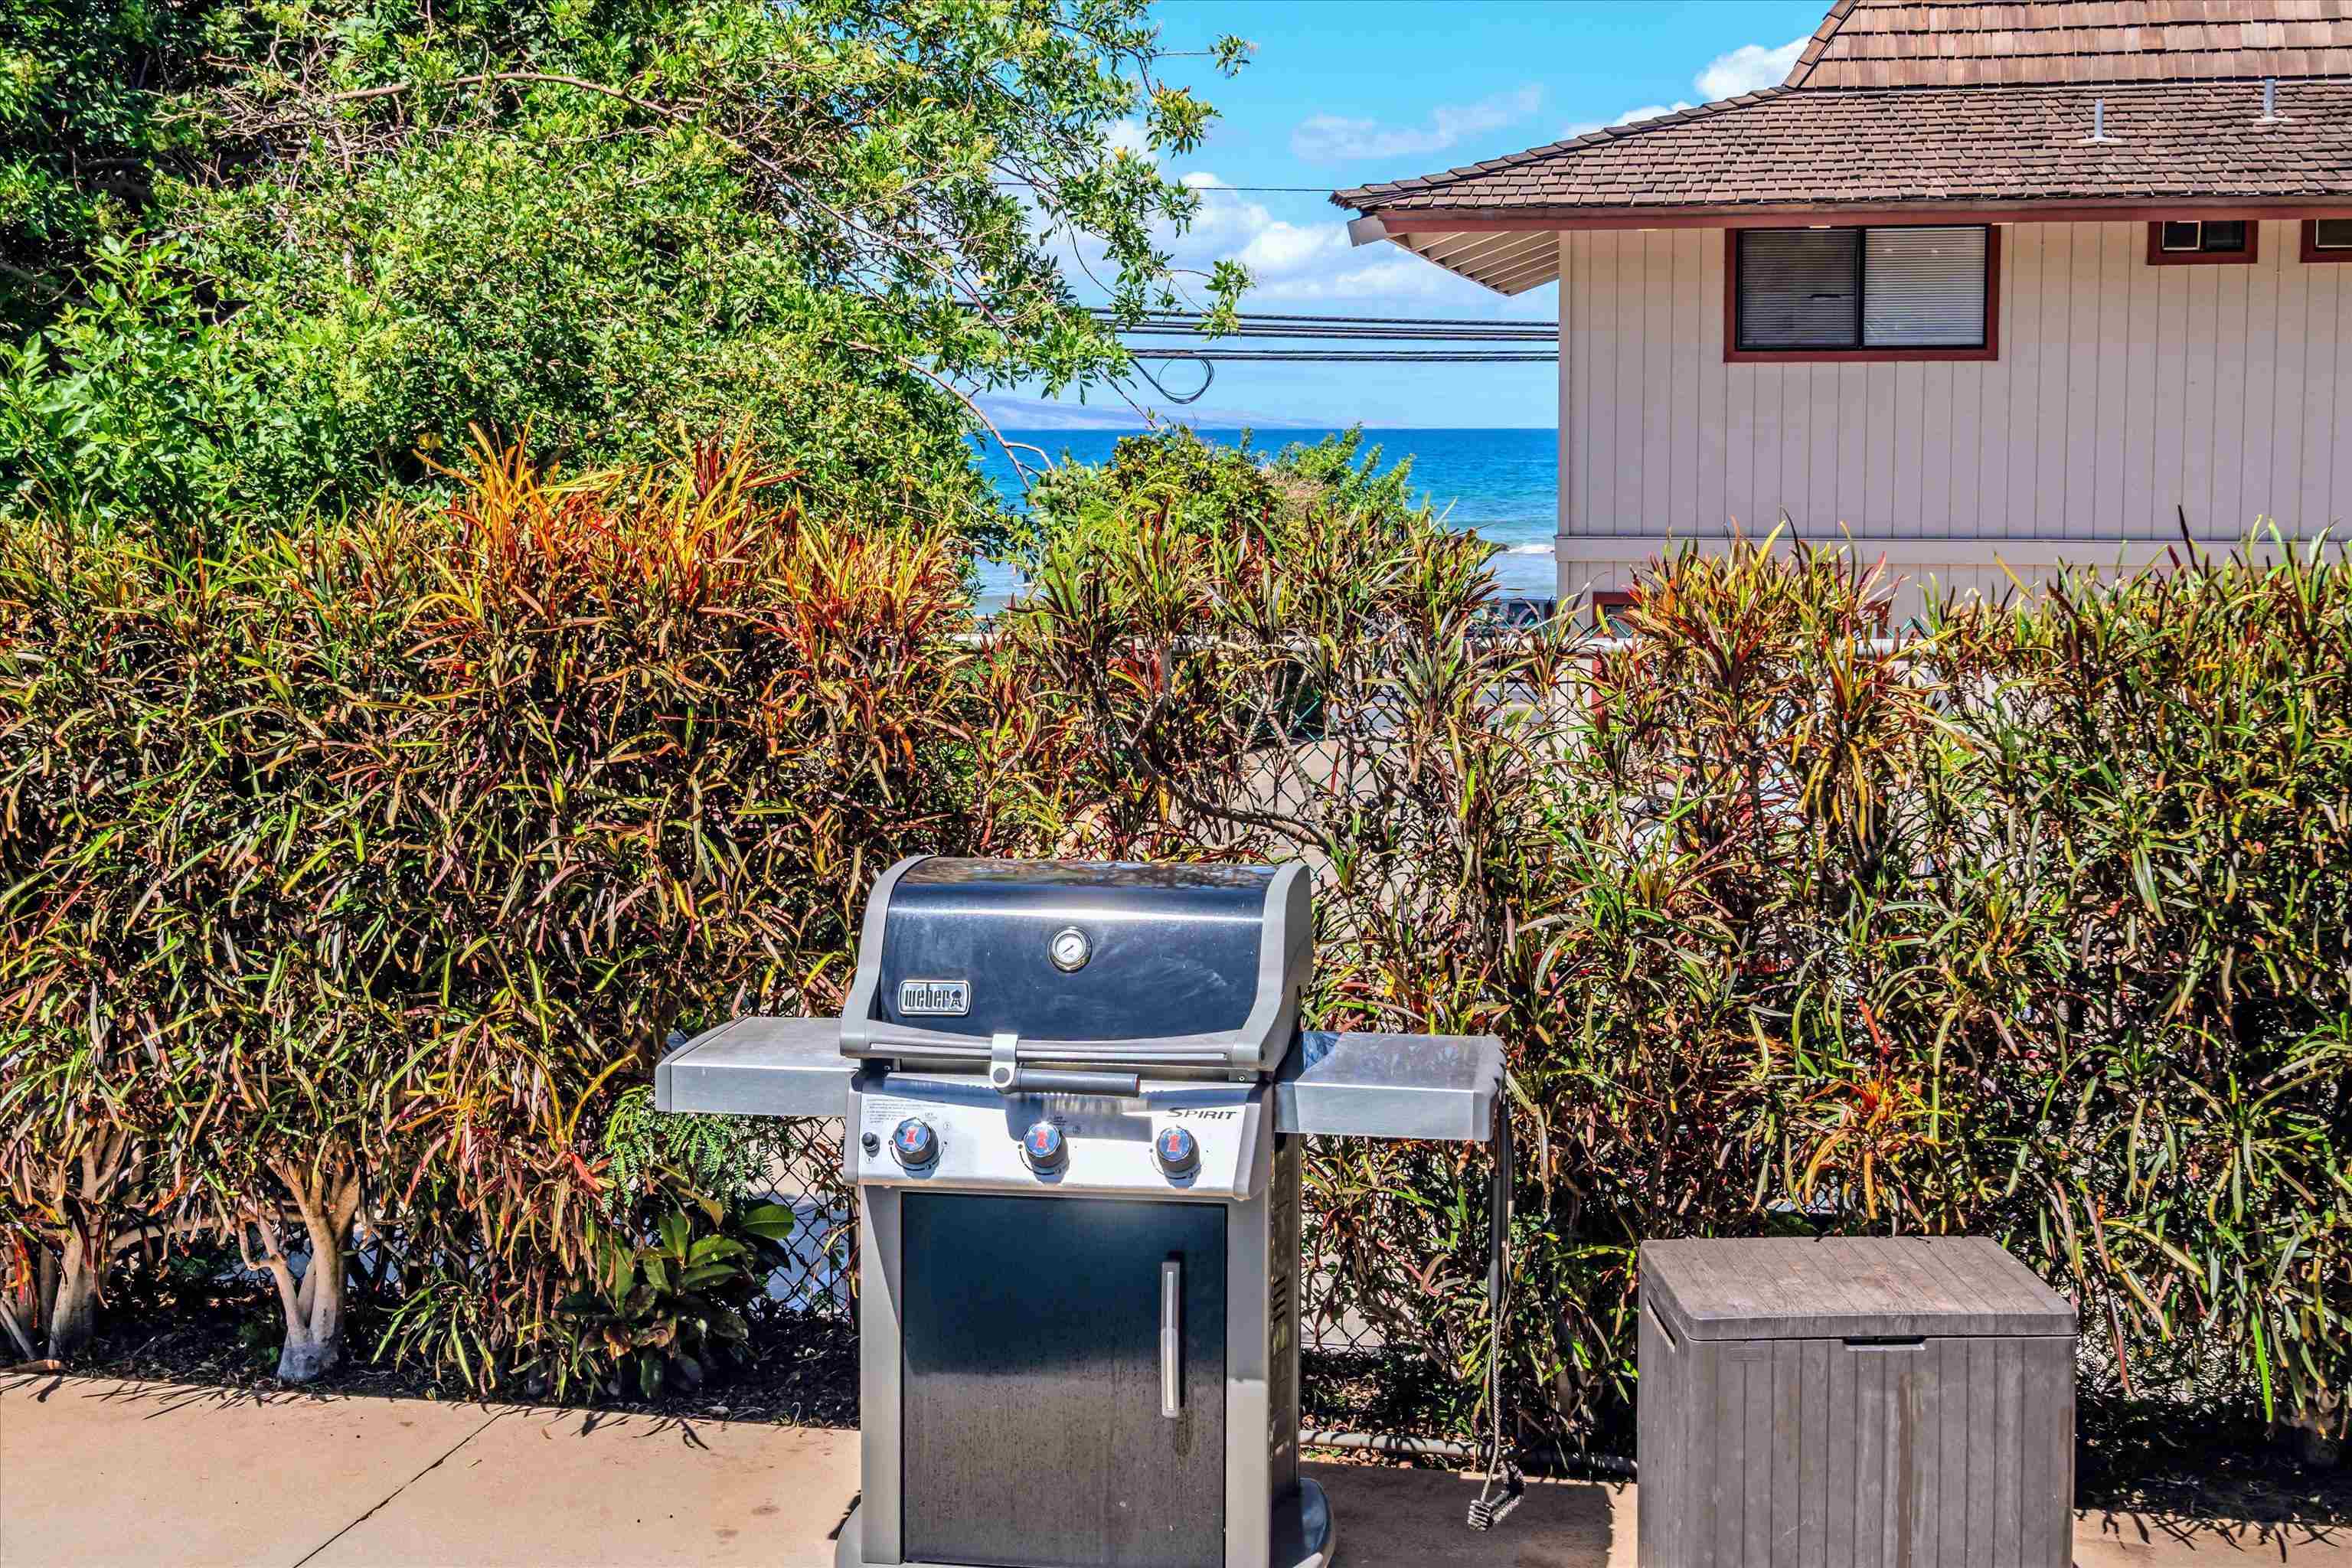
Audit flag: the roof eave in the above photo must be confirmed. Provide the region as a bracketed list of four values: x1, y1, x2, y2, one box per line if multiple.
[1351, 196, 2352, 230]
[1328, 76, 2350, 213]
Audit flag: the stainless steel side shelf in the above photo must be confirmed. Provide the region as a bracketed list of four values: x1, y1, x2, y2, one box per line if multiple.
[1275, 1030, 1501, 1142]
[657, 1016, 850, 1118]
[659, 1019, 1503, 1144]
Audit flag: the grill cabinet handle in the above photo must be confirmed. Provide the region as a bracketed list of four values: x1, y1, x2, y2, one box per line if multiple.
[1160, 1258, 1183, 1418]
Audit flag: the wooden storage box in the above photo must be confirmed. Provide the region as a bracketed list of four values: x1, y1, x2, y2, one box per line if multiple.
[1638, 1237, 2078, 1568]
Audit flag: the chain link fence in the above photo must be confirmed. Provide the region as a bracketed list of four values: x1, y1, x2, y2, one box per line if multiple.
[727, 617, 1596, 1449]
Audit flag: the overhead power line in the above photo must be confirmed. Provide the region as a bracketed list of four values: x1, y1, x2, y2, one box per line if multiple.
[1103, 309, 1560, 404]
[1118, 326, 1553, 342]
[1125, 349, 1556, 363]
[1099, 309, 1559, 330]
[1093, 309, 1557, 345]
[998, 182, 1336, 193]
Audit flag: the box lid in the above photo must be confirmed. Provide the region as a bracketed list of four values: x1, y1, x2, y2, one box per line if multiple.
[1640, 1237, 2077, 1341]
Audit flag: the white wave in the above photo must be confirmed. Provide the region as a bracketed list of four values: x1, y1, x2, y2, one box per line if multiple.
[1498, 541, 1555, 556]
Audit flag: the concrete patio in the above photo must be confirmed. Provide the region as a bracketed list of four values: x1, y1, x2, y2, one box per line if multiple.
[0, 1374, 2342, 1566]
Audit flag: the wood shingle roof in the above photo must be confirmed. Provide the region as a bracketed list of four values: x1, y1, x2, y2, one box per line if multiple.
[1331, 0, 2352, 292]
[1334, 77, 2352, 214]
[1788, 0, 2352, 89]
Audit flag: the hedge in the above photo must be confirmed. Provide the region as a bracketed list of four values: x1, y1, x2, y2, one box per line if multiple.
[3, 428, 2344, 1460]
[989, 436, 2350, 1458]
[2, 431, 975, 1387]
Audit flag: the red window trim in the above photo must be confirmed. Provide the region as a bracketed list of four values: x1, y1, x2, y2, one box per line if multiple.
[2302, 220, 2352, 263]
[1590, 590, 1635, 633]
[2146, 219, 2259, 266]
[1723, 225, 2001, 364]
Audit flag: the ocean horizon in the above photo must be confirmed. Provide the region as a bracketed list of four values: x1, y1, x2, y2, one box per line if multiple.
[974, 427, 1558, 607]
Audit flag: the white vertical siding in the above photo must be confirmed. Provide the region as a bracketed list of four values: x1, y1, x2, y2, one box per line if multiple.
[1558, 220, 2350, 545]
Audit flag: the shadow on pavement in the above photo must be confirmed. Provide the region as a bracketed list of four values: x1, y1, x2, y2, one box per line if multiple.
[1305, 1461, 1625, 1567]
[2078, 1508, 2349, 1559]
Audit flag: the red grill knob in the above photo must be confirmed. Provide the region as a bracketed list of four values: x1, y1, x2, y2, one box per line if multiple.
[891, 1118, 938, 1169]
[1023, 1121, 1067, 1173]
[1154, 1125, 1199, 1178]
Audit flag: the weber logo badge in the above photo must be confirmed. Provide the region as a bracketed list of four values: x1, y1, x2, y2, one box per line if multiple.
[898, 978, 970, 1016]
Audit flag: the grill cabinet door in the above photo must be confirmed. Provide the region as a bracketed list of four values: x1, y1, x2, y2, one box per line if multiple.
[902, 1194, 1226, 1568]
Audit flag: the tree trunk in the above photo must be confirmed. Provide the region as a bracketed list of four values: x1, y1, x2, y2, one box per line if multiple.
[15, 1129, 149, 1363]
[276, 1318, 341, 1382]
[33, 1247, 59, 1338]
[277, 1224, 341, 1383]
[2, 1266, 40, 1361]
[249, 1156, 364, 1384]
[45, 1233, 101, 1361]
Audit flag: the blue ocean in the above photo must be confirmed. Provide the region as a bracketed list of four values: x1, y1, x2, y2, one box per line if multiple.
[974, 428, 1557, 609]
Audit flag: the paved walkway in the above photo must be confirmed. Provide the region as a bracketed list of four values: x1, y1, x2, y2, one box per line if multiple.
[1, 1374, 2344, 1566]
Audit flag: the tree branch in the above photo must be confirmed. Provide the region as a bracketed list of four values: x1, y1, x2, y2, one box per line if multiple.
[236, 1214, 304, 1332]
[243, 68, 1047, 345]
[853, 342, 1050, 485]
[109, 1219, 210, 1256]
[312, 70, 703, 119]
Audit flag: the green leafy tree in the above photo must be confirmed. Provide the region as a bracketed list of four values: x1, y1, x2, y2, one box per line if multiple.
[3, 0, 1249, 534]
[0, 237, 263, 539]
[204, 0, 1246, 387]
[0, 0, 232, 325]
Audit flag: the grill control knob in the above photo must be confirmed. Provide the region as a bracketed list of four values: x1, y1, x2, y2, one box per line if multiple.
[890, 1118, 938, 1169]
[1154, 1125, 1199, 1178]
[1021, 1120, 1067, 1173]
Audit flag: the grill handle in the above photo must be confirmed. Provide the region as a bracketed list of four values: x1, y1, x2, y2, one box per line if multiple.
[987, 1033, 1143, 1098]
[991, 1067, 1143, 1097]
[1160, 1258, 1183, 1418]
[859, 1036, 1236, 1067]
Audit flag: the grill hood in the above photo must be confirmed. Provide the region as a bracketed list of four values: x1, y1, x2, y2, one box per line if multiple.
[839, 857, 1311, 1079]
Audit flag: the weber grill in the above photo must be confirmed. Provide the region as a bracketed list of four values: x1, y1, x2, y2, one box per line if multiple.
[658, 857, 1506, 1568]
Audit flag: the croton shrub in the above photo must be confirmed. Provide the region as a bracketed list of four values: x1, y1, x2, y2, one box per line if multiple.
[3, 429, 2342, 1465]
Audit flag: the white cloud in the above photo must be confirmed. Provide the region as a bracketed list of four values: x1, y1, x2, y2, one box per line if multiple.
[1042, 136, 1559, 320]
[1250, 256, 1471, 304]
[1057, 172, 1521, 308]
[1103, 117, 1156, 161]
[1696, 36, 1808, 100]
[1291, 85, 1542, 163]
[1184, 195, 1514, 305]
[1563, 101, 1694, 139]
[1561, 31, 1807, 140]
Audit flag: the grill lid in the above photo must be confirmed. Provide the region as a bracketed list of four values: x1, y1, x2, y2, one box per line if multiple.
[839, 857, 1310, 1077]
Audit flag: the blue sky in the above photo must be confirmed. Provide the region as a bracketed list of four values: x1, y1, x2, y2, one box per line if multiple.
[1012, 0, 1828, 428]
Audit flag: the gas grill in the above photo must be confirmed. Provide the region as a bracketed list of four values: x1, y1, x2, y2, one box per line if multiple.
[658, 857, 1506, 1568]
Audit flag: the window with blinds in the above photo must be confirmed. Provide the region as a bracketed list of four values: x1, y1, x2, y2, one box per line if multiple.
[1736, 229, 1860, 351]
[1735, 225, 1990, 353]
[1863, 227, 1988, 346]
